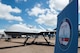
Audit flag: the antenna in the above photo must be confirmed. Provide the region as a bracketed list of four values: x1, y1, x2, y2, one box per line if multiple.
[39, 25, 45, 30]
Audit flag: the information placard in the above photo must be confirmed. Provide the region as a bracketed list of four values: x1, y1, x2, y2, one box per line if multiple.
[54, 0, 78, 53]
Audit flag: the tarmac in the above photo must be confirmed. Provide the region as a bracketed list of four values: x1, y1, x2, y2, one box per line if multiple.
[0, 37, 80, 53]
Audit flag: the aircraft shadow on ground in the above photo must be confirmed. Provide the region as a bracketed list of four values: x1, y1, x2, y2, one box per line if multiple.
[0, 41, 54, 49]
[0, 41, 80, 50]
[0, 45, 24, 49]
[11, 41, 55, 46]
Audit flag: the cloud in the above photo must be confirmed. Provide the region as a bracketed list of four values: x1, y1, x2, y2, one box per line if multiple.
[5, 23, 45, 33]
[36, 13, 57, 26]
[27, 0, 69, 28]
[52, 0, 80, 13]
[24, 0, 27, 2]
[0, 2, 23, 21]
[0, 29, 5, 34]
[48, 0, 69, 11]
[15, 0, 27, 3]
[28, 4, 46, 16]
[27, 3, 58, 27]
[79, 0, 80, 13]
[11, 7, 21, 13]
[6, 23, 29, 32]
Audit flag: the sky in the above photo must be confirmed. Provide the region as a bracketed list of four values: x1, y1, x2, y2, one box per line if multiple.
[0, 0, 80, 32]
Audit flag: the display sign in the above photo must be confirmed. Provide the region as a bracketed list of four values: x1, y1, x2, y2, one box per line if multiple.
[54, 0, 78, 53]
[59, 18, 71, 50]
